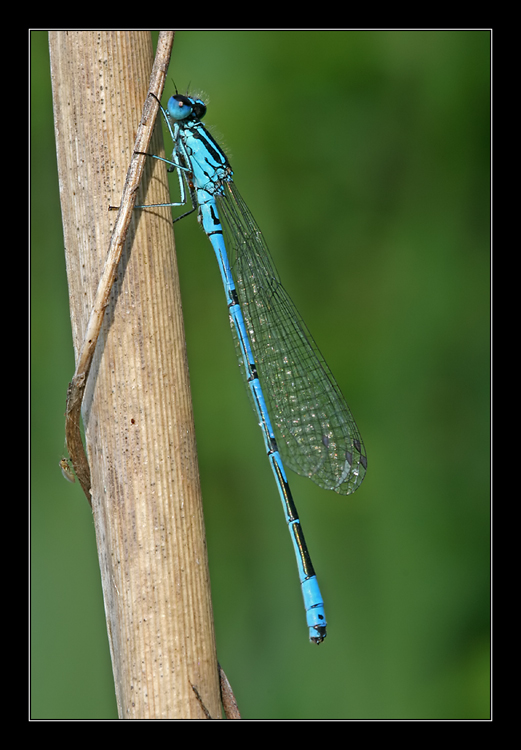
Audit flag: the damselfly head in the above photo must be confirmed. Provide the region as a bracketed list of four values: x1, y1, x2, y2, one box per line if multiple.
[167, 94, 207, 123]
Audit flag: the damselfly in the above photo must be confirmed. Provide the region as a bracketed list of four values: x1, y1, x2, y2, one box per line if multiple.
[132, 91, 367, 643]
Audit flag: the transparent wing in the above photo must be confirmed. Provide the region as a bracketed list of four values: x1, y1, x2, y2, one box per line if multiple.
[217, 181, 367, 495]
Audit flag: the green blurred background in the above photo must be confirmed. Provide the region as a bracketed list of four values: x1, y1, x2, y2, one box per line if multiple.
[31, 30, 490, 719]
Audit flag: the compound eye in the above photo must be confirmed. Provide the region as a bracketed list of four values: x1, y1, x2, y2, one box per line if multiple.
[192, 99, 207, 120]
[167, 95, 194, 121]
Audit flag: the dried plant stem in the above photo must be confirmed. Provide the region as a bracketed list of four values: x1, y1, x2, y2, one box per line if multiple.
[62, 31, 173, 502]
[50, 30, 222, 719]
